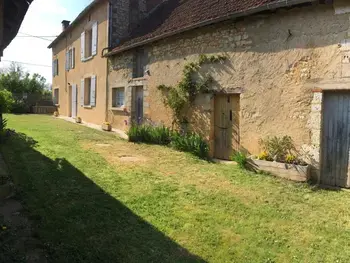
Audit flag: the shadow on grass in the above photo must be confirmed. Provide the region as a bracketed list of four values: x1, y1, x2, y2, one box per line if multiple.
[1, 132, 206, 263]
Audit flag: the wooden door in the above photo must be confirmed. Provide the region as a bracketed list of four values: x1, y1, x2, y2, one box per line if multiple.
[72, 84, 77, 118]
[214, 95, 240, 160]
[321, 91, 350, 188]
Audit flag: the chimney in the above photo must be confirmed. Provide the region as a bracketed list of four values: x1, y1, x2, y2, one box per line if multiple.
[61, 20, 70, 31]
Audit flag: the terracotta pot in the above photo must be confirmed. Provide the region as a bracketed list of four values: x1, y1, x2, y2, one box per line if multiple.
[76, 117, 82, 123]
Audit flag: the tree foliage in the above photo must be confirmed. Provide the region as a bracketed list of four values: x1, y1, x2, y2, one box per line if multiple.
[0, 63, 51, 113]
[0, 63, 50, 95]
[0, 89, 14, 113]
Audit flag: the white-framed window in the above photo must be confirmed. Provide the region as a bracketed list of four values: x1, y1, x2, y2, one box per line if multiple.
[66, 47, 75, 71]
[52, 59, 59, 76]
[80, 75, 96, 107]
[53, 88, 59, 105]
[81, 22, 98, 61]
[112, 87, 125, 108]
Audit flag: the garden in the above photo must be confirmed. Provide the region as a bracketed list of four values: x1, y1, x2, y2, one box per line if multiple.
[1, 114, 350, 262]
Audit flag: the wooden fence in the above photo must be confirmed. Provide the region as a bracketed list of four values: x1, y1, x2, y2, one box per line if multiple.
[32, 106, 57, 114]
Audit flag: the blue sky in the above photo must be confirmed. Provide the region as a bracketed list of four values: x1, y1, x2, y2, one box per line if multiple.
[0, 0, 93, 84]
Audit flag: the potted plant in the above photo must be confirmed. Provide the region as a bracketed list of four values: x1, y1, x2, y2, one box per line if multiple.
[102, 121, 112, 131]
[53, 111, 59, 117]
[76, 116, 82, 123]
[249, 136, 310, 182]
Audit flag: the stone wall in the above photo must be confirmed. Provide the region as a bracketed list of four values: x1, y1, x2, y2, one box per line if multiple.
[108, 3, 350, 159]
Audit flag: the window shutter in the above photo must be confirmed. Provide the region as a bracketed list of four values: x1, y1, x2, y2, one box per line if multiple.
[65, 51, 69, 71]
[90, 75, 96, 107]
[81, 32, 85, 61]
[71, 48, 75, 69]
[92, 22, 98, 56]
[80, 79, 84, 106]
[52, 60, 55, 77]
[56, 60, 58, 76]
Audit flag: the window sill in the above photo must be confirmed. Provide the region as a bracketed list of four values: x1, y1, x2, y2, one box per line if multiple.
[110, 107, 125, 112]
[82, 56, 94, 62]
[130, 76, 147, 81]
[83, 105, 93, 109]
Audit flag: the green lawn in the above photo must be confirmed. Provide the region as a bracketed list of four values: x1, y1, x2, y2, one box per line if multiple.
[2, 114, 350, 263]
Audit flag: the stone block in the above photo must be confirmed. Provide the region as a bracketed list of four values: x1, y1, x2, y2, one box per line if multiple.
[311, 131, 321, 146]
[311, 103, 322, 112]
[309, 112, 322, 129]
[312, 92, 323, 104]
[233, 35, 241, 42]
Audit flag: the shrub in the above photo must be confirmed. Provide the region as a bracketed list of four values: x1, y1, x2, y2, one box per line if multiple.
[231, 151, 247, 169]
[128, 125, 172, 145]
[259, 136, 295, 162]
[171, 132, 209, 159]
[128, 124, 209, 159]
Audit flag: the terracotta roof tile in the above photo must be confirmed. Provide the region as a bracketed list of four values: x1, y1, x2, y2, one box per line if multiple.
[108, 0, 313, 55]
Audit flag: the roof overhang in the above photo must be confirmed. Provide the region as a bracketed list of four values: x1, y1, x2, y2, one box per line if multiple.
[105, 0, 317, 57]
[1, 0, 33, 57]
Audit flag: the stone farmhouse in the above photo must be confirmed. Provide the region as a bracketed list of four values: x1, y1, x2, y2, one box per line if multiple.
[49, 0, 350, 187]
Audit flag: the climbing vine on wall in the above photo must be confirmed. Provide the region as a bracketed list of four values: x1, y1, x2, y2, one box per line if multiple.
[157, 54, 226, 125]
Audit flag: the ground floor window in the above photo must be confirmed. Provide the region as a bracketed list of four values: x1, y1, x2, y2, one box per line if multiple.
[84, 77, 91, 106]
[112, 87, 125, 108]
[80, 75, 96, 107]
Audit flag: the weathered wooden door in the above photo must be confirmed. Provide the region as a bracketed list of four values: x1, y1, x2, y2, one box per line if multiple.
[321, 91, 350, 188]
[71, 84, 77, 118]
[214, 94, 240, 160]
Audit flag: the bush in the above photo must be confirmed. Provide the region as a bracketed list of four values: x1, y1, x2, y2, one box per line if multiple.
[171, 132, 209, 159]
[259, 136, 295, 162]
[231, 151, 247, 169]
[11, 101, 29, 113]
[128, 124, 209, 159]
[128, 125, 172, 145]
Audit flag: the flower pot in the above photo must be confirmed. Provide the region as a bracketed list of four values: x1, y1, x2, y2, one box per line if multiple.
[53, 111, 59, 117]
[76, 117, 82, 123]
[249, 158, 310, 182]
[102, 123, 112, 131]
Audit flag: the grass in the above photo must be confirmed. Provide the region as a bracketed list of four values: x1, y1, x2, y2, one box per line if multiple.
[2, 114, 350, 262]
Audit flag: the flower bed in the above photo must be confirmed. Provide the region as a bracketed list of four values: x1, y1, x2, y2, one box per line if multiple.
[249, 158, 310, 182]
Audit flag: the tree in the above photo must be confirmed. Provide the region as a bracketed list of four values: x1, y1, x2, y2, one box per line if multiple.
[0, 63, 51, 113]
[0, 89, 14, 130]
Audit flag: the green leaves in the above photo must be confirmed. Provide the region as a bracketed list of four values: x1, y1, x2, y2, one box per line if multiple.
[157, 54, 226, 123]
[0, 90, 14, 113]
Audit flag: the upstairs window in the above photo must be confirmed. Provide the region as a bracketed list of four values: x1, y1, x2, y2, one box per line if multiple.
[112, 87, 125, 108]
[52, 59, 59, 77]
[133, 48, 148, 78]
[66, 47, 75, 71]
[81, 22, 98, 61]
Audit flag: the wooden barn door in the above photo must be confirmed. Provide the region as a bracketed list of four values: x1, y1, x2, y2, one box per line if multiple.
[321, 91, 350, 188]
[214, 94, 240, 160]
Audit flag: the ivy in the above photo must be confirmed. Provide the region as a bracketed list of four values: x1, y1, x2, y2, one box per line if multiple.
[157, 54, 226, 124]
